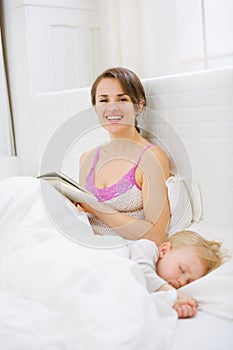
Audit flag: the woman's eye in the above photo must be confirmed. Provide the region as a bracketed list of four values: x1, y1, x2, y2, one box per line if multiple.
[119, 96, 130, 102]
[99, 99, 108, 103]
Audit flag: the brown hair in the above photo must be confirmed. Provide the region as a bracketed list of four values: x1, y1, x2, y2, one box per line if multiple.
[167, 230, 230, 274]
[91, 67, 146, 107]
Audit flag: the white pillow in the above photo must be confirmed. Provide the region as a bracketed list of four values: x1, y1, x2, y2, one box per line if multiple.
[180, 223, 233, 319]
[166, 175, 193, 235]
[179, 256, 233, 319]
[190, 181, 202, 222]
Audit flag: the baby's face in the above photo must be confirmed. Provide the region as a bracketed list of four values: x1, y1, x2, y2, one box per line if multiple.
[156, 243, 205, 288]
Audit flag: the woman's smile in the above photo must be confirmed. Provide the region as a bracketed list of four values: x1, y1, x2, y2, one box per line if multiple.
[105, 114, 123, 122]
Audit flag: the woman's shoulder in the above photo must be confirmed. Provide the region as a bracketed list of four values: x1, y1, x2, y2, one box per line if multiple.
[148, 143, 166, 156]
[79, 146, 99, 165]
[79, 146, 100, 184]
[148, 143, 169, 163]
[143, 143, 169, 177]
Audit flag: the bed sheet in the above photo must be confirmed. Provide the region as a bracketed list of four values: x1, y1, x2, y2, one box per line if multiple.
[171, 310, 233, 350]
[0, 176, 232, 350]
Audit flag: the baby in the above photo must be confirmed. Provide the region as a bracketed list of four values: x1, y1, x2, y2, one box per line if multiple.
[127, 230, 228, 318]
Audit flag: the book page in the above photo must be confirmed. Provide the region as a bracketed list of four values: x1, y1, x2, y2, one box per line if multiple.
[38, 172, 97, 203]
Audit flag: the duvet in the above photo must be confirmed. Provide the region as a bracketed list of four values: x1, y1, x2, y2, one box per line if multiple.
[0, 176, 177, 350]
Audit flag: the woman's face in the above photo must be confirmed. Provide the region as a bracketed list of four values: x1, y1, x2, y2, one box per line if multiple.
[94, 78, 141, 136]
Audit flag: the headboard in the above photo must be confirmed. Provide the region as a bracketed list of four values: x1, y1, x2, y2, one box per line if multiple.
[35, 67, 233, 231]
[141, 67, 233, 230]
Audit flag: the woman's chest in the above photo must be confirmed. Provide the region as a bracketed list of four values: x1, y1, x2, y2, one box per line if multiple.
[94, 159, 142, 189]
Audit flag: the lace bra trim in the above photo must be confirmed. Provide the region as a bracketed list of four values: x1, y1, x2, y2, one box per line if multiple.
[86, 144, 153, 202]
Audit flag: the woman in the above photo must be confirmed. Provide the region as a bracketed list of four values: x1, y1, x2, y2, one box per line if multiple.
[77, 67, 170, 245]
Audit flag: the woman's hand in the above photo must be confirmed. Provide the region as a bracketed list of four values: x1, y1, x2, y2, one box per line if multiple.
[72, 201, 89, 213]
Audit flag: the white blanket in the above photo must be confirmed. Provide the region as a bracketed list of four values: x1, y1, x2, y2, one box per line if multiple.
[0, 177, 177, 350]
[1, 177, 233, 350]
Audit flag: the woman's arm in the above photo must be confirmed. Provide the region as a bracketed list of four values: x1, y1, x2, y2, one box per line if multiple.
[78, 146, 170, 246]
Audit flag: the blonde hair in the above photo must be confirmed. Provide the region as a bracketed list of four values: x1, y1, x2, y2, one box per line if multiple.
[167, 230, 229, 274]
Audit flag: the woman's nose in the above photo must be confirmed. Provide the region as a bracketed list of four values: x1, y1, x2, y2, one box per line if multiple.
[107, 102, 119, 111]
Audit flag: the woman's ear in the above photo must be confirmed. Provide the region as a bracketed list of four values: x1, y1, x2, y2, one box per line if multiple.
[137, 104, 144, 115]
[158, 242, 171, 258]
[135, 99, 145, 115]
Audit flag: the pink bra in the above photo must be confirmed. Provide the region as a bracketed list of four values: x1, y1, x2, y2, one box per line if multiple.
[86, 144, 153, 202]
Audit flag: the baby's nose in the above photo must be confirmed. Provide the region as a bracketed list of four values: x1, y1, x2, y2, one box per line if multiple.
[178, 277, 186, 287]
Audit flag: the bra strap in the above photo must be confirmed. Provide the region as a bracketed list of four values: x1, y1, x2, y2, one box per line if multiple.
[134, 143, 153, 167]
[90, 146, 101, 170]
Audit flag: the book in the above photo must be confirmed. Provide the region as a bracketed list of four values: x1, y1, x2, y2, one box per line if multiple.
[37, 171, 97, 203]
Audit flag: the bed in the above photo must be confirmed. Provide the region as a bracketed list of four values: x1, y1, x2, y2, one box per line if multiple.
[0, 66, 233, 349]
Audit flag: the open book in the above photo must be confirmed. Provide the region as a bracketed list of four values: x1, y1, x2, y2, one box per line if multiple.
[37, 171, 97, 203]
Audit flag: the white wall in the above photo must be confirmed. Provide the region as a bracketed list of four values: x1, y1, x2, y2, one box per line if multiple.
[0, 23, 20, 179]
[0, 0, 232, 178]
[1, 0, 103, 176]
[98, 0, 180, 78]
[138, 0, 180, 78]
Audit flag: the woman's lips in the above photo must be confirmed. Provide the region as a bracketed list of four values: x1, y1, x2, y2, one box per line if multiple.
[105, 115, 123, 122]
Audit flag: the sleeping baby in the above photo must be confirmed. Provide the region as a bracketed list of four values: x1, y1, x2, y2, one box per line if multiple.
[127, 230, 228, 318]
